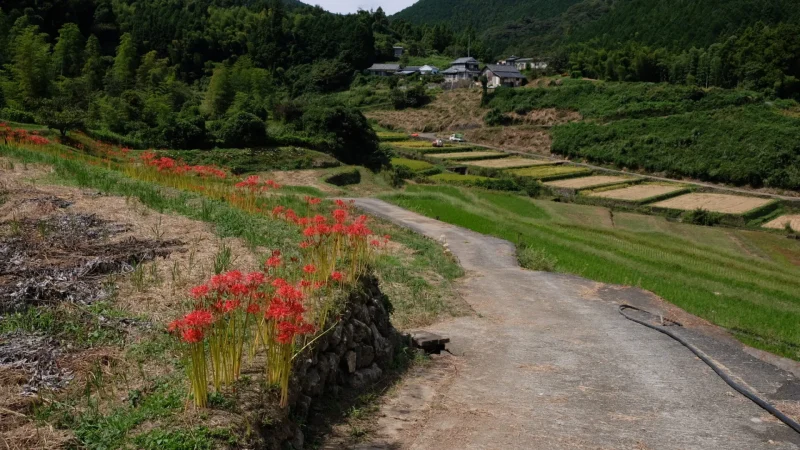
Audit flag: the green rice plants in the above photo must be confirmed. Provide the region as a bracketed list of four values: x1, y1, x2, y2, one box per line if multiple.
[391, 157, 434, 172]
[509, 165, 592, 181]
[213, 243, 234, 275]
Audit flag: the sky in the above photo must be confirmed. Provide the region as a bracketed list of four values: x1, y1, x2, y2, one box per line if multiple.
[307, 0, 419, 15]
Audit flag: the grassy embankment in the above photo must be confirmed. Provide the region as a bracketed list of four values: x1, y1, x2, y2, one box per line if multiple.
[381, 184, 800, 361]
[0, 141, 462, 448]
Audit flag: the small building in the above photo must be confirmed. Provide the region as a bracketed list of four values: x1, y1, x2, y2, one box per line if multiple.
[366, 63, 401, 76]
[514, 58, 548, 71]
[482, 64, 527, 88]
[393, 46, 405, 58]
[498, 55, 520, 65]
[419, 65, 440, 75]
[442, 57, 481, 83]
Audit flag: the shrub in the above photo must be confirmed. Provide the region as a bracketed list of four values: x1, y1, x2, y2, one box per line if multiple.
[213, 112, 267, 148]
[518, 246, 558, 271]
[484, 108, 511, 126]
[683, 208, 724, 226]
[325, 168, 361, 186]
[391, 85, 431, 110]
[0, 108, 36, 123]
[301, 106, 388, 170]
[161, 116, 209, 149]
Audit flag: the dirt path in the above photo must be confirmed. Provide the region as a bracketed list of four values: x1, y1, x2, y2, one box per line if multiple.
[348, 198, 800, 450]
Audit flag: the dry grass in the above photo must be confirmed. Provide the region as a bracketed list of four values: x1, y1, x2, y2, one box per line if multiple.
[587, 184, 685, 201]
[431, 151, 506, 160]
[366, 90, 485, 133]
[507, 108, 581, 126]
[462, 157, 553, 169]
[545, 175, 636, 190]
[762, 215, 800, 231]
[463, 126, 552, 156]
[651, 193, 775, 214]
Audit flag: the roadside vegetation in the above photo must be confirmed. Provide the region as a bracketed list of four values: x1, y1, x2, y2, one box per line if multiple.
[0, 132, 463, 447]
[382, 184, 800, 361]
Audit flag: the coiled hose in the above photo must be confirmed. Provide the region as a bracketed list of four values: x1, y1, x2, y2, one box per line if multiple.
[619, 304, 800, 435]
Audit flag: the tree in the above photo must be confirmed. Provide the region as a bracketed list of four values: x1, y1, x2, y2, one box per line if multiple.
[109, 33, 138, 92]
[82, 35, 105, 90]
[136, 51, 170, 90]
[202, 66, 235, 118]
[301, 106, 387, 170]
[213, 112, 267, 148]
[36, 97, 85, 137]
[11, 26, 53, 102]
[52, 23, 86, 78]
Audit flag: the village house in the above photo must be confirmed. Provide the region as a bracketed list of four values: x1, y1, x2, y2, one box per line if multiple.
[366, 63, 401, 76]
[396, 66, 421, 76]
[514, 58, 548, 71]
[482, 64, 527, 88]
[442, 57, 481, 84]
[393, 46, 405, 58]
[419, 65, 440, 75]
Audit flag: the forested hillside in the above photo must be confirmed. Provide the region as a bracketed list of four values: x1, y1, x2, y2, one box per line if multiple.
[393, 0, 582, 30]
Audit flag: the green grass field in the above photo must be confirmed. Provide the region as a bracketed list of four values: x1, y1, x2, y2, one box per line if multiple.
[391, 157, 434, 172]
[381, 184, 800, 361]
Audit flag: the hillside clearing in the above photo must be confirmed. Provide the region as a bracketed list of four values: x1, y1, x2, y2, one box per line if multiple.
[652, 193, 776, 214]
[764, 215, 800, 231]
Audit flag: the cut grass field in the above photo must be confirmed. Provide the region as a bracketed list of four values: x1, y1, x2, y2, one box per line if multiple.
[509, 165, 592, 181]
[545, 175, 637, 190]
[652, 193, 776, 215]
[391, 157, 434, 172]
[763, 215, 800, 231]
[586, 183, 687, 203]
[381, 184, 800, 361]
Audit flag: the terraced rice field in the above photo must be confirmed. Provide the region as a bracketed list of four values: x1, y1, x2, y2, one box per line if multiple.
[652, 193, 775, 214]
[391, 157, 434, 172]
[462, 157, 553, 169]
[432, 151, 507, 160]
[763, 215, 800, 231]
[545, 175, 635, 190]
[587, 184, 685, 202]
[509, 165, 591, 180]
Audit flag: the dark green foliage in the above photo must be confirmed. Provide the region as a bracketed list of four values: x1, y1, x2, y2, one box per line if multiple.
[551, 104, 800, 190]
[483, 108, 510, 126]
[301, 106, 388, 170]
[161, 115, 208, 150]
[391, 85, 431, 110]
[158, 148, 339, 174]
[212, 112, 267, 148]
[325, 168, 362, 186]
[0, 108, 36, 123]
[683, 209, 724, 227]
[35, 98, 85, 136]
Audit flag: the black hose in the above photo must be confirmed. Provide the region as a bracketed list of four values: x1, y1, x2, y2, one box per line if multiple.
[619, 304, 800, 435]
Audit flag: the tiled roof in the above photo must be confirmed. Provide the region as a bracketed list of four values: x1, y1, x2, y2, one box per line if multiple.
[484, 64, 526, 79]
[367, 64, 401, 71]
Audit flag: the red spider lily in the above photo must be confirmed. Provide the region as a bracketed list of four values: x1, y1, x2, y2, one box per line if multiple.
[303, 264, 316, 274]
[246, 303, 260, 315]
[332, 209, 348, 223]
[182, 327, 205, 343]
[331, 271, 344, 282]
[266, 255, 282, 268]
[185, 310, 214, 328]
[246, 271, 265, 286]
[304, 196, 322, 205]
[190, 284, 210, 299]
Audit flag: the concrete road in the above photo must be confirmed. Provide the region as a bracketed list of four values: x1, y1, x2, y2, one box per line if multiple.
[351, 198, 800, 450]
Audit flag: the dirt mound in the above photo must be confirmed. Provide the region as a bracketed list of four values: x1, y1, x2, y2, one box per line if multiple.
[0, 210, 184, 313]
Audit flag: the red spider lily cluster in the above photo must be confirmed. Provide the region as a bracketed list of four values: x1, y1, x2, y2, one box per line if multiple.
[235, 175, 281, 192]
[0, 125, 51, 146]
[140, 151, 227, 179]
[168, 231, 384, 408]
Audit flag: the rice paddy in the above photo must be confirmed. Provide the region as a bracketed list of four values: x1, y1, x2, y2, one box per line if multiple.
[381, 184, 800, 361]
[545, 175, 636, 190]
[652, 193, 776, 214]
[431, 151, 508, 160]
[586, 184, 686, 202]
[509, 165, 592, 180]
[763, 215, 800, 231]
[391, 157, 434, 172]
[462, 157, 554, 169]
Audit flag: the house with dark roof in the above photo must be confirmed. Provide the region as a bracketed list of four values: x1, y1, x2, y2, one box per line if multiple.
[442, 57, 481, 84]
[366, 63, 401, 76]
[393, 46, 404, 58]
[396, 66, 422, 76]
[482, 64, 527, 88]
